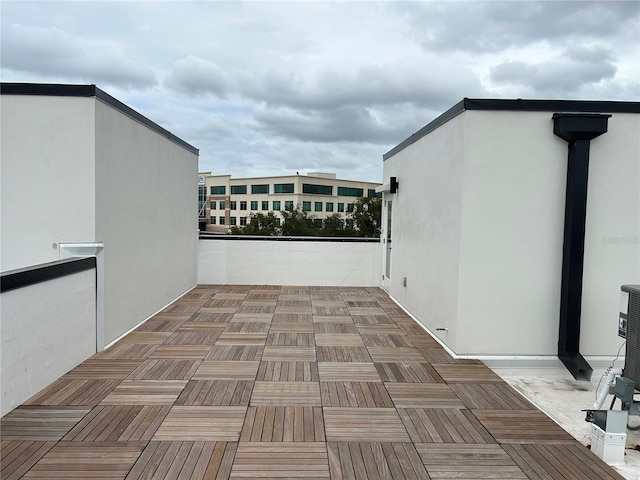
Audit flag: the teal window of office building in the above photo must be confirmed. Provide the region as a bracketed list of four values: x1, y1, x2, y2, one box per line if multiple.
[303, 183, 332, 195]
[338, 186, 363, 197]
[252, 184, 269, 194]
[274, 183, 294, 194]
[211, 185, 225, 195]
[231, 185, 247, 194]
[262, 201, 269, 211]
[302, 201, 311, 212]
[273, 201, 281, 211]
[285, 201, 294, 210]
[251, 201, 258, 210]
[326, 203, 334, 212]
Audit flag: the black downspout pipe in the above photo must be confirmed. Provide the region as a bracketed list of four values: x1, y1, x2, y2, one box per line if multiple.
[553, 113, 611, 381]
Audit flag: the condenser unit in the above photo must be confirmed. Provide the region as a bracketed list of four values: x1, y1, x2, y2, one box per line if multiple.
[620, 284, 640, 391]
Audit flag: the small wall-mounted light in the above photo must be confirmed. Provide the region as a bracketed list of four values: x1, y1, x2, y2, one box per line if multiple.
[390, 177, 398, 194]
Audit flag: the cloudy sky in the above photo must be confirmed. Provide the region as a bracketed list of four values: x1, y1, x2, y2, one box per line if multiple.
[2, 1, 638, 182]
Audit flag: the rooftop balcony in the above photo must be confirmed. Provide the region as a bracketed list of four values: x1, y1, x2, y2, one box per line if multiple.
[0, 238, 635, 479]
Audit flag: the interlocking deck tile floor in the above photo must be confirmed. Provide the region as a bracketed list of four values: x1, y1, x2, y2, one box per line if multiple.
[0, 285, 625, 480]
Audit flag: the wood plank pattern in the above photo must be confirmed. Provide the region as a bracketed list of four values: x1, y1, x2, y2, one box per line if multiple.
[417, 444, 527, 479]
[320, 382, 394, 407]
[22, 442, 146, 479]
[257, 361, 319, 381]
[241, 407, 325, 442]
[375, 362, 443, 383]
[125, 441, 237, 480]
[503, 443, 626, 480]
[231, 442, 329, 479]
[251, 382, 321, 406]
[473, 410, 576, 444]
[153, 406, 247, 441]
[398, 408, 495, 443]
[3, 285, 627, 480]
[0, 407, 91, 441]
[0, 441, 55, 480]
[328, 442, 430, 480]
[324, 408, 410, 442]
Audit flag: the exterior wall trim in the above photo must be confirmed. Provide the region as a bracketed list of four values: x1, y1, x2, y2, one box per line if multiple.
[0, 82, 199, 155]
[1, 257, 96, 293]
[200, 234, 380, 243]
[383, 98, 640, 160]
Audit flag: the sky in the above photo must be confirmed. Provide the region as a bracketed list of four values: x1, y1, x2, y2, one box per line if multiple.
[2, 1, 638, 183]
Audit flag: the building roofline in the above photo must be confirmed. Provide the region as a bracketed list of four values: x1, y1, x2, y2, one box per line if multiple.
[383, 98, 640, 160]
[200, 172, 381, 185]
[1, 82, 199, 155]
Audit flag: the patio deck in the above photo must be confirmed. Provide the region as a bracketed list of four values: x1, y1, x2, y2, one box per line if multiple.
[1, 285, 624, 479]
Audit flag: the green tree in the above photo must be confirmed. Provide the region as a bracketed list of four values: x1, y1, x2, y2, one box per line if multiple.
[349, 196, 382, 237]
[232, 212, 280, 235]
[280, 205, 319, 236]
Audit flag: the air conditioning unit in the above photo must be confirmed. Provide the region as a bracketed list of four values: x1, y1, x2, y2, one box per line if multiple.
[620, 284, 640, 391]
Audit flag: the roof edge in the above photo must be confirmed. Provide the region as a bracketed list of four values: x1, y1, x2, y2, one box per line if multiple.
[1, 82, 199, 155]
[383, 98, 640, 160]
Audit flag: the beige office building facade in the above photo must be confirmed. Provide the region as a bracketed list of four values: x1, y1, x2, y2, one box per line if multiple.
[198, 172, 381, 233]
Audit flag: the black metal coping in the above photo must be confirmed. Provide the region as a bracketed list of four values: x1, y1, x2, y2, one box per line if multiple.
[1, 257, 96, 293]
[199, 234, 380, 243]
[0, 83, 199, 155]
[383, 98, 640, 160]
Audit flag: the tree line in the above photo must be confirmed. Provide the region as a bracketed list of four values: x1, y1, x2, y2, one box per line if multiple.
[229, 196, 381, 237]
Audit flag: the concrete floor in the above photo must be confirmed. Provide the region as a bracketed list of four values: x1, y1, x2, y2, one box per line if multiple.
[492, 366, 640, 480]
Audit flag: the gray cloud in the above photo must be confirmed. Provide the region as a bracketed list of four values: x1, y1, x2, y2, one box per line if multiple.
[490, 46, 618, 97]
[165, 56, 229, 97]
[1, 23, 157, 88]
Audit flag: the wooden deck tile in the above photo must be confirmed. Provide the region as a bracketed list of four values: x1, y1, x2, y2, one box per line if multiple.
[149, 345, 213, 359]
[237, 304, 276, 314]
[223, 321, 271, 333]
[127, 359, 201, 380]
[321, 382, 394, 407]
[473, 410, 575, 444]
[432, 363, 505, 383]
[194, 360, 260, 380]
[418, 347, 482, 364]
[22, 442, 145, 479]
[315, 333, 365, 347]
[62, 405, 170, 441]
[119, 331, 174, 343]
[385, 384, 465, 408]
[262, 345, 316, 361]
[314, 322, 359, 334]
[23, 379, 120, 406]
[273, 312, 313, 323]
[247, 292, 279, 301]
[318, 362, 381, 382]
[398, 408, 495, 444]
[251, 382, 321, 406]
[162, 330, 220, 345]
[216, 332, 268, 345]
[316, 346, 372, 362]
[417, 444, 527, 479]
[375, 362, 443, 383]
[206, 345, 264, 361]
[241, 407, 325, 442]
[64, 359, 141, 379]
[267, 332, 314, 346]
[355, 324, 402, 335]
[362, 333, 413, 347]
[136, 317, 186, 332]
[396, 322, 428, 335]
[451, 383, 536, 409]
[312, 306, 351, 316]
[0, 406, 91, 440]
[126, 441, 237, 480]
[230, 442, 329, 479]
[257, 361, 319, 381]
[324, 408, 410, 442]
[503, 443, 626, 480]
[92, 343, 159, 359]
[188, 311, 234, 323]
[275, 305, 313, 315]
[153, 406, 246, 441]
[207, 298, 244, 308]
[405, 333, 441, 347]
[230, 312, 273, 322]
[351, 313, 394, 324]
[100, 380, 188, 405]
[270, 322, 315, 333]
[278, 298, 312, 308]
[328, 442, 429, 480]
[367, 347, 425, 362]
[0, 441, 56, 480]
[313, 315, 352, 323]
[176, 380, 253, 406]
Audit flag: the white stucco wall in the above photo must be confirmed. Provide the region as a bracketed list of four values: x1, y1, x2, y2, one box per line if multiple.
[383, 108, 639, 360]
[95, 99, 198, 343]
[0, 95, 96, 272]
[198, 239, 381, 286]
[383, 113, 466, 350]
[1, 268, 96, 416]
